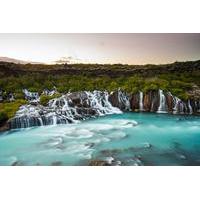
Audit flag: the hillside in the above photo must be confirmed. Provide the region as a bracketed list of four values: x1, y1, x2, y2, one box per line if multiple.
[0, 60, 200, 77]
[0, 60, 200, 100]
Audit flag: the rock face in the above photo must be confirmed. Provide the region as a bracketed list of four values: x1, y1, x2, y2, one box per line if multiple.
[8, 89, 200, 129]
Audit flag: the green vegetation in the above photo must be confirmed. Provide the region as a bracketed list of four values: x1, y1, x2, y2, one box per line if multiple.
[40, 93, 61, 106]
[0, 99, 27, 119]
[0, 72, 198, 100]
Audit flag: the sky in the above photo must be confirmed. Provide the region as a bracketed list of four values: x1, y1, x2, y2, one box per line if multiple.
[0, 33, 199, 65]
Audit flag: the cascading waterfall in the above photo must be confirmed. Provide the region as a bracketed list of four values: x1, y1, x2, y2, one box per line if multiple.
[10, 91, 122, 129]
[23, 89, 40, 103]
[117, 89, 131, 111]
[172, 96, 189, 114]
[157, 89, 167, 113]
[139, 91, 144, 111]
[188, 100, 193, 114]
[172, 96, 181, 114]
[8, 89, 200, 129]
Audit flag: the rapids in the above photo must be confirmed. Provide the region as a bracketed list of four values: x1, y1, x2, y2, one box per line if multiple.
[1, 112, 200, 166]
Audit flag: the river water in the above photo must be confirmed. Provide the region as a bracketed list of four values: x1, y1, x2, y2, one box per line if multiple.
[1, 112, 200, 166]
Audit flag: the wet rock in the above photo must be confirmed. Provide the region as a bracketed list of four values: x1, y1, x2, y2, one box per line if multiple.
[125, 121, 138, 126]
[88, 160, 111, 166]
[130, 93, 140, 111]
[142, 142, 153, 149]
[143, 93, 151, 111]
[11, 161, 24, 166]
[166, 93, 173, 112]
[0, 121, 10, 133]
[100, 149, 123, 156]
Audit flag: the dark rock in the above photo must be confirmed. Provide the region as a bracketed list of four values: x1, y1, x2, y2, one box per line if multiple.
[130, 93, 139, 111]
[166, 93, 173, 112]
[88, 160, 111, 166]
[0, 121, 10, 133]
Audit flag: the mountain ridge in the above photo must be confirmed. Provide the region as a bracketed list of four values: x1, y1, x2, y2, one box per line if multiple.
[0, 56, 43, 65]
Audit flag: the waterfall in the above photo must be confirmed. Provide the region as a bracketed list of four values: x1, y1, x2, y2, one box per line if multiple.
[139, 91, 144, 111]
[52, 115, 57, 125]
[117, 89, 131, 111]
[172, 96, 188, 114]
[157, 89, 167, 113]
[10, 91, 122, 129]
[188, 100, 193, 114]
[172, 96, 181, 114]
[9, 89, 199, 129]
[23, 89, 40, 103]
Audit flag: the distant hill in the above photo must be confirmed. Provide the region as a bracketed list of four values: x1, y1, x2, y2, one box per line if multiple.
[0, 56, 43, 65]
[0, 59, 200, 78]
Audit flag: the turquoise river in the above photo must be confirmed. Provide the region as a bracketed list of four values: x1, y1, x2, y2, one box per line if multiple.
[0, 112, 200, 166]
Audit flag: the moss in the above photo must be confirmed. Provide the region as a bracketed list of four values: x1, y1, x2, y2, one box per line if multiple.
[0, 99, 27, 119]
[40, 94, 61, 106]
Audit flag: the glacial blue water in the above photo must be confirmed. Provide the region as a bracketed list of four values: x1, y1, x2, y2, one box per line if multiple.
[0, 113, 200, 166]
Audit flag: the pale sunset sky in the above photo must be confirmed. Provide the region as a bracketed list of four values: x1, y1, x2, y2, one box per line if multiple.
[0, 33, 199, 64]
